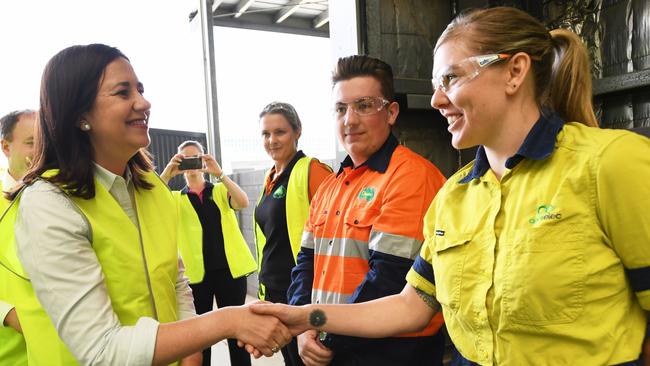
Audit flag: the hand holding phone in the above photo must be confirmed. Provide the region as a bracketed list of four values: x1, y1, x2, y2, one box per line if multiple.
[178, 156, 203, 170]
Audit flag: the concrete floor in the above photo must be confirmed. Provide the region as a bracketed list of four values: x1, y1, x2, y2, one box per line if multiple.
[210, 295, 285, 366]
[211, 338, 284, 366]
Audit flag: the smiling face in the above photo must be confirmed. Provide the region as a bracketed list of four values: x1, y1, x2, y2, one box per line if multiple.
[83, 57, 151, 167]
[431, 42, 509, 150]
[333, 76, 398, 166]
[260, 112, 300, 165]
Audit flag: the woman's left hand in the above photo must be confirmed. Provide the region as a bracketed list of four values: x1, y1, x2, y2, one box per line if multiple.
[201, 154, 223, 178]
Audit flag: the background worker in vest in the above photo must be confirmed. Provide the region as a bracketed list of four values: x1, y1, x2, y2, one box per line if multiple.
[254, 101, 332, 365]
[282, 55, 447, 366]
[161, 140, 256, 366]
[8, 43, 291, 366]
[250, 7, 650, 366]
[0, 108, 36, 366]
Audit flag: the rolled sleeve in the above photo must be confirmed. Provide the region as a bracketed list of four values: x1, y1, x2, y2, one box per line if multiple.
[176, 256, 197, 320]
[0, 300, 13, 328]
[406, 245, 436, 297]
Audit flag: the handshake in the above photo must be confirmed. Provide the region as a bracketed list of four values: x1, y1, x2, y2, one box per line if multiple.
[231, 301, 325, 359]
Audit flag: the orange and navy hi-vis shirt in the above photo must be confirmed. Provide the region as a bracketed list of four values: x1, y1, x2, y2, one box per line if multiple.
[288, 134, 447, 365]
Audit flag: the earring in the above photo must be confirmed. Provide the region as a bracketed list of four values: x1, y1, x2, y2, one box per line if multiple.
[80, 120, 91, 131]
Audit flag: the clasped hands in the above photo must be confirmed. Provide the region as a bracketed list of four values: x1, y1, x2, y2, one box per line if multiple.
[235, 302, 333, 365]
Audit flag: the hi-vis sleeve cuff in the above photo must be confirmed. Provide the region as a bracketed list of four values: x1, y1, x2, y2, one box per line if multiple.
[301, 230, 315, 250]
[626, 266, 650, 310]
[406, 255, 436, 297]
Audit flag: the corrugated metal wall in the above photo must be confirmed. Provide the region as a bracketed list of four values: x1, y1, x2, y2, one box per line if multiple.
[148, 128, 208, 191]
[354, 0, 650, 181]
[543, 0, 650, 129]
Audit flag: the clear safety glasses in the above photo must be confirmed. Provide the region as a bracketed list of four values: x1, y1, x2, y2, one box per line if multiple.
[333, 96, 390, 119]
[432, 53, 511, 93]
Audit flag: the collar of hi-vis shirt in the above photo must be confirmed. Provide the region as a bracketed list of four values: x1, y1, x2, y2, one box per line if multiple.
[265, 150, 306, 195]
[337, 133, 398, 176]
[459, 112, 565, 184]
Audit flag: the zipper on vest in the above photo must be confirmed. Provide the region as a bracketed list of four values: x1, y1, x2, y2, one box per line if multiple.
[132, 202, 159, 320]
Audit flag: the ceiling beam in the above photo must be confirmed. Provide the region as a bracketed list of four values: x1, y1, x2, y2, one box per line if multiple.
[234, 0, 256, 18]
[312, 9, 329, 28]
[211, 0, 224, 13]
[275, 0, 307, 24]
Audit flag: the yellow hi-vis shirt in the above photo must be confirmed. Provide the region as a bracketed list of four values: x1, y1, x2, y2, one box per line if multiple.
[407, 116, 650, 366]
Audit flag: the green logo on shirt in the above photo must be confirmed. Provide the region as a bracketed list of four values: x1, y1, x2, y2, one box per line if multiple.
[529, 204, 562, 224]
[358, 187, 375, 202]
[273, 185, 286, 199]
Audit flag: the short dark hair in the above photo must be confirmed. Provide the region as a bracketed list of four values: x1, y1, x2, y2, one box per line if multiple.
[331, 55, 395, 101]
[21, 44, 154, 199]
[259, 101, 302, 133]
[0, 109, 36, 141]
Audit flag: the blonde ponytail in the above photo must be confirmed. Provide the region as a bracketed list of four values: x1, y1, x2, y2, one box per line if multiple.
[549, 29, 599, 127]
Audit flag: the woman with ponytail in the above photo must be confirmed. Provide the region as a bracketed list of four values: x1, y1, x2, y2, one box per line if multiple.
[248, 6, 650, 366]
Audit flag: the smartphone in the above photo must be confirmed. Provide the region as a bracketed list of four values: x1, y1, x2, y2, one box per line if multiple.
[178, 156, 203, 170]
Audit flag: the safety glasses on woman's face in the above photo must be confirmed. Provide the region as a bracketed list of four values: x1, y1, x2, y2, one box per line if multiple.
[333, 96, 390, 119]
[432, 53, 510, 93]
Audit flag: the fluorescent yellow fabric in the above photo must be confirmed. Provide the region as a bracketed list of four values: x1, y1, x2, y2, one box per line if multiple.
[407, 123, 650, 365]
[175, 183, 256, 284]
[254, 156, 312, 299]
[285, 156, 311, 259]
[1, 171, 180, 365]
[0, 190, 28, 366]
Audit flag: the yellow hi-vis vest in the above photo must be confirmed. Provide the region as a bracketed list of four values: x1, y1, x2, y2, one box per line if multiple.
[0, 179, 28, 366]
[174, 182, 256, 284]
[0, 171, 180, 365]
[254, 156, 312, 299]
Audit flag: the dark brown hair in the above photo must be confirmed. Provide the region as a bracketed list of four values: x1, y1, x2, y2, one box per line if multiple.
[331, 55, 395, 102]
[20, 44, 153, 199]
[436, 7, 597, 127]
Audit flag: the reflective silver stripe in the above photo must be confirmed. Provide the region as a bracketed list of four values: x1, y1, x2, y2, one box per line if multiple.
[301, 230, 315, 249]
[311, 288, 351, 304]
[369, 230, 422, 260]
[313, 236, 369, 261]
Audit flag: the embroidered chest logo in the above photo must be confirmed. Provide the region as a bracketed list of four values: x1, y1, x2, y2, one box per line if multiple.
[273, 185, 287, 199]
[357, 187, 376, 202]
[529, 204, 562, 224]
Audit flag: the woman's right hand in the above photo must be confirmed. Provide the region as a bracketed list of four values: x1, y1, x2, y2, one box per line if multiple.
[232, 303, 293, 358]
[160, 153, 185, 184]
